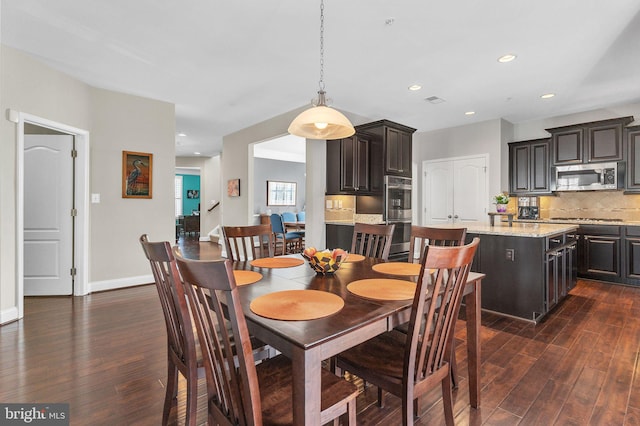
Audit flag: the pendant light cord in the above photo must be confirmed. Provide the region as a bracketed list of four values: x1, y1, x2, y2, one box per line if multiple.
[319, 0, 325, 92]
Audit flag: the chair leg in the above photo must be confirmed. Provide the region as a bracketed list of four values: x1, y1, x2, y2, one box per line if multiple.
[441, 371, 455, 426]
[377, 387, 384, 408]
[184, 367, 198, 426]
[163, 359, 179, 425]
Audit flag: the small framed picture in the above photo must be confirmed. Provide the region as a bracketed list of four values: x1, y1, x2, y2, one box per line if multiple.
[227, 178, 240, 197]
[187, 189, 199, 199]
[122, 151, 153, 198]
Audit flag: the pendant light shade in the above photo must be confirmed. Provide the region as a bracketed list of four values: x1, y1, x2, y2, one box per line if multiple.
[288, 1, 355, 140]
[288, 92, 355, 139]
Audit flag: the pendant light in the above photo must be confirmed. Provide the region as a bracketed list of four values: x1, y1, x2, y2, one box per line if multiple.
[288, 0, 355, 140]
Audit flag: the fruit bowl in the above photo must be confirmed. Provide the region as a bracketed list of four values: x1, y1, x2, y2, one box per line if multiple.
[302, 247, 347, 274]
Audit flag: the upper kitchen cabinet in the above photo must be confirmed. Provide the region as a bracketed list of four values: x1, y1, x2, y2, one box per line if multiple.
[626, 125, 640, 193]
[355, 120, 416, 178]
[326, 132, 382, 195]
[509, 138, 552, 195]
[547, 116, 633, 165]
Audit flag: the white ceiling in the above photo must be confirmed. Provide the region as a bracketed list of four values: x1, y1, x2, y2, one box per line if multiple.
[3, 0, 640, 157]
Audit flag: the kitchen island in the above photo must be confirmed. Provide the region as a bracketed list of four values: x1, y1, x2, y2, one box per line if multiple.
[435, 222, 579, 323]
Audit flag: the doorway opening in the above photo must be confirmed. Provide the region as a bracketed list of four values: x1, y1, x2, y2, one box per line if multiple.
[15, 111, 90, 319]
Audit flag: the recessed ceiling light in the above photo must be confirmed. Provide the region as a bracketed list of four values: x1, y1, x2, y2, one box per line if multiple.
[541, 93, 555, 99]
[194, 152, 201, 155]
[465, 111, 476, 116]
[498, 54, 517, 63]
[178, 132, 187, 137]
[408, 84, 422, 91]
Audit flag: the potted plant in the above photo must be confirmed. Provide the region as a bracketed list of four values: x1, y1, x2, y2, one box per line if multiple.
[494, 192, 510, 213]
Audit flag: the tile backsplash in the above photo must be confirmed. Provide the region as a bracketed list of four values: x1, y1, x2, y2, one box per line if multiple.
[539, 192, 640, 221]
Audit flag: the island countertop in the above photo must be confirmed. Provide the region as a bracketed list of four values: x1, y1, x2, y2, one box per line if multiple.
[433, 222, 579, 238]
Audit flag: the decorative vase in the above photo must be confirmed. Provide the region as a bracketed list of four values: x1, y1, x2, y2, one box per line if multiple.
[496, 204, 507, 213]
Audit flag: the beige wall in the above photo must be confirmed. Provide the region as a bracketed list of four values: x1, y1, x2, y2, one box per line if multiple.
[0, 45, 175, 322]
[222, 108, 330, 249]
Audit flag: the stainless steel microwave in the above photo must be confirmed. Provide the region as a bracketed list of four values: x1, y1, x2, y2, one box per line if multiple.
[554, 161, 624, 191]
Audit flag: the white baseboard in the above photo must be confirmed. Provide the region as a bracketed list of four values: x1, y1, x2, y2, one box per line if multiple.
[0, 306, 19, 325]
[90, 274, 154, 293]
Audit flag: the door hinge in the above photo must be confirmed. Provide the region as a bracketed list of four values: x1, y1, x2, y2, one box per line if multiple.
[483, 166, 487, 173]
[71, 208, 77, 217]
[70, 267, 77, 277]
[71, 149, 78, 158]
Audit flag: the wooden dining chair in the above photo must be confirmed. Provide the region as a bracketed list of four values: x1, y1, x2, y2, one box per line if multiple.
[350, 223, 396, 261]
[139, 234, 201, 426]
[408, 226, 467, 263]
[405, 225, 468, 388]
[270, 213, 304, 255]
[173, 254, 359, 426]
[222, 224, 274, 261]
[335, 238, 480, 426]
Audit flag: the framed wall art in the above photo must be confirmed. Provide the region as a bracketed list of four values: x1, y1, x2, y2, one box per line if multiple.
[267, 180, 296, 206]
[187, 189, 199, 199]
[122, 150, 153, 199]
[227, 178, 240, 197]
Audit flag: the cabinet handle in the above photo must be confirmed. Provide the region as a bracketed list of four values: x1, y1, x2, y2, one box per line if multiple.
[447, 215, 452, 219]
[454, 215, 459, 219]
[550, 238, 561, 243]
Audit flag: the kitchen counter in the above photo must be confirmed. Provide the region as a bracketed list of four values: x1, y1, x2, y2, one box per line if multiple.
[434, 222, 578, 238]
[515, 218, 640, 226]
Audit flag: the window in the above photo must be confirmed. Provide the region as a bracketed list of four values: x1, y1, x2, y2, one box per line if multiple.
[175, 175, 183, 217]
[267, 180, 297, 206]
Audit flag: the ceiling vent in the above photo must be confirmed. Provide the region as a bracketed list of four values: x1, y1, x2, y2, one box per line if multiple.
[425, 96, 445, 104]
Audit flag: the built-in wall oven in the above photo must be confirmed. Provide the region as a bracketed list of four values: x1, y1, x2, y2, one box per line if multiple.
[384, 176, 412, 260]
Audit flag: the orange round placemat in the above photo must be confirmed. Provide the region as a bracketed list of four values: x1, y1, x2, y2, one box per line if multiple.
[344, 253, 365, 263]
[347, 278, 417, 301]
[372, 262, 422, 276]
[249, 290, 344, 321]
[233, 270, 263, 286]
[250, 257, 304, 268]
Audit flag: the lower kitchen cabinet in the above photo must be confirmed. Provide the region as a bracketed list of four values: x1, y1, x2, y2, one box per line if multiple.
[467, 231, 575, 323]
[625, 226, 640, 284]
[576, 225, 622, 282]
[326, 224, 354, 251]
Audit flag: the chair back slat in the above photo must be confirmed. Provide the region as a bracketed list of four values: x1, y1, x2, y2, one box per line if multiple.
[223, 225, 273, 261]
[139, 235, 194, 366]
[408, 226, 467, 263]
[406, 238, 479, 385]
[350, 223, 395, 261]
[174, 254, 262, 426]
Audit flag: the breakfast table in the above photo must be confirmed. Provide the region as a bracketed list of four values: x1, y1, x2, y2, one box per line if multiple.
[231, 254, 484, 426]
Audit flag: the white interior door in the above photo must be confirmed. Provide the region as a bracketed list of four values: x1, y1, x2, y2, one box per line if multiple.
[453, 157, 487, 223]
[423, 155, 488, 225]
[423, 160, 454, 224]
[24, 135, 74, 295]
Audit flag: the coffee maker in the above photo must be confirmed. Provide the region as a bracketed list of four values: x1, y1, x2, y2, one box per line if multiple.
[517, 197, 540, 219]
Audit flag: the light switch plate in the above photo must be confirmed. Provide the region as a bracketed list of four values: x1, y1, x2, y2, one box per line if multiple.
[326, 200, 333, 209]
[91, 193, 100, 203]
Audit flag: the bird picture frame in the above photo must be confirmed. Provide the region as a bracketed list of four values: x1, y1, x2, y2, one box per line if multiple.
[122, 150, 153, 199]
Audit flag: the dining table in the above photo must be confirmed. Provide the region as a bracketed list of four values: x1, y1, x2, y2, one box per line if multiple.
[284, 221, 305, 232]
[231, 254, 484, 426]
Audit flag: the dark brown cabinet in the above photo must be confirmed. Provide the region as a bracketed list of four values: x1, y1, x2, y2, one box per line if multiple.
[384, 126, 412, 176]
[625, 125, 640, 192]
[508, 138, 551, 195]
[547, 116, 633, 165]
[625, 226, 640, 283]
[326, 224, 354, 250]
[340, 134, 370, 193]
[355, 120, 416, 178]
[576, 225, 622, 281]
[326, 120, 414, 195]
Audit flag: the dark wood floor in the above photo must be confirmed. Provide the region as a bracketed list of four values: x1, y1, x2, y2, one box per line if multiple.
[3, 237, 640, 425]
